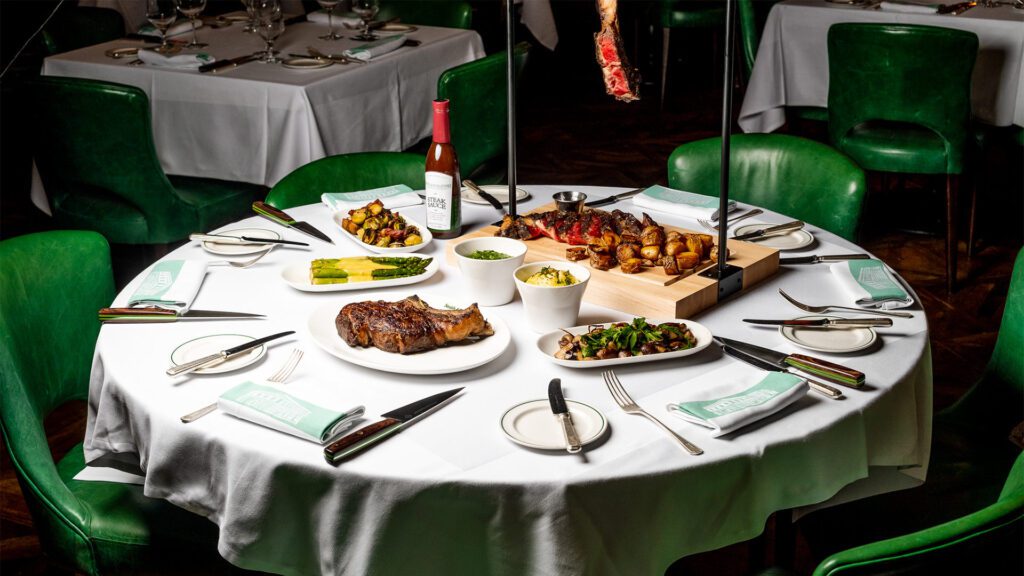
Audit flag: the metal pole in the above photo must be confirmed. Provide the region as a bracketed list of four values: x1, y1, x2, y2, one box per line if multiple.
[506, 0, 517, 218]
[717, 0, 735, 275]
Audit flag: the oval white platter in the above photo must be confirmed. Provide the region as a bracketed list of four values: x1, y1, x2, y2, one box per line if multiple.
[170, 334, 265, 375]
[307, 294, 511, 375]
[500, 399, 607, 450]
[280, 254, 439, 292]
[733, 224, 814, 251]
[780, 315, 878, 354]
[535, 318, 713, 368]
[331, 211, 433, 254]
[201, 227, 282, 256]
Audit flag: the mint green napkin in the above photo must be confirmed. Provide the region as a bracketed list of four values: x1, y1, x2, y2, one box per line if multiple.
[830, 259, 914, 309]
[667, 372, 807, 437]
[218, 382, 365, 444]
[127, 260, 207, 312]
[632, 185, 737, 219]
[321, 185, 421, 213]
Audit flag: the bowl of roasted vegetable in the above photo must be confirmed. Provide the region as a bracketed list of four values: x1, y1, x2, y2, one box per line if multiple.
[333, 199, 432, 253]
[535, 317, 712, 368]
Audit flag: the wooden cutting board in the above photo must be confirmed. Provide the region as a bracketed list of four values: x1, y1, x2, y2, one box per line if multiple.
[446, 204, 780, 319]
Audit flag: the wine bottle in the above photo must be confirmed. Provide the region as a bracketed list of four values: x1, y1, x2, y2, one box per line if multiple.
[425, 99, 461, 238]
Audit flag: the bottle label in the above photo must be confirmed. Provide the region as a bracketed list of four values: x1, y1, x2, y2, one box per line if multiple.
[425, 171, 455, 231]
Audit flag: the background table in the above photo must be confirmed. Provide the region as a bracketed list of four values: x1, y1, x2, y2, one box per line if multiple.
[738, 0, 1024, 133]
[84, 186, 931, 575]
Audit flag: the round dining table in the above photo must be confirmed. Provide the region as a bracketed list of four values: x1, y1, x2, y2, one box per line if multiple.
[83, 185, 932, 576]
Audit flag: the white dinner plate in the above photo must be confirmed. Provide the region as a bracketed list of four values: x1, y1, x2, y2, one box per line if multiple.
[201, 228, 282, 256]
[279, 254, 439, 292]
[331, 211, 433, 254]
[169, 334, 266, 375]
[535, 319, 713, 368]
[282, 57, 332, 69]
[780, 315, 878, 354]
[500, 399, 607, 450]
[461, 185, 531, 206]
[733, 224, 815, 251]
[307, 294, 511, 375]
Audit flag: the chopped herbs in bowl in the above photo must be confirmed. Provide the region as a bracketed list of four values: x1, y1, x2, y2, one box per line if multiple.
[467, 249, 512, 260]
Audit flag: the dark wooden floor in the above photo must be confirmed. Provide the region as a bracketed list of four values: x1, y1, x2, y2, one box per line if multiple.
[2, 5, 1021, 574]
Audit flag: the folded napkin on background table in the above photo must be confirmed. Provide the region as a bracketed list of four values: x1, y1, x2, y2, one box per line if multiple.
[632, 185, 737, 220]
[218, 382, 365, 444]
[344, 34, 406, 61]
[305, 9, 362, 27]
[127, 260, 207, 311]
[137, 49, 215, 69]
[667, 372, 808, 437]
[139, 20, 205, 38]
[878, 0, 941, 13]
[830, 259, 915, 309]
[321, 184, 422, 213]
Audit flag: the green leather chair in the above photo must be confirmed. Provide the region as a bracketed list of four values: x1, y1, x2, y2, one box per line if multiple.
[41, 6, 125, 55]
[437, 42, 530, 184]
[377, 0, 472, 29]
[667, 134, 866, 242]
[661, 0, 725, 107]
[265, 151, 425, 210]
[827, 23, 978, 293]
[31, 76, 265, 245]
[0, 231, 226, 574]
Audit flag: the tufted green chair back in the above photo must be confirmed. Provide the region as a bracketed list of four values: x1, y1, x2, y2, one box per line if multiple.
[265, 152, 427, 210]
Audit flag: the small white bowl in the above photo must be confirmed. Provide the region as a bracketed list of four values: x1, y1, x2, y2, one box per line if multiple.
[513, 261, 591, 333]
[453, 237, 528, 306]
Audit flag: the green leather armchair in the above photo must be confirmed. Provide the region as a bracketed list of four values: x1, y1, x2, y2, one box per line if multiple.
[41, 6, 125, 55]
[0, 231, 226, 574]
[828, 23, 978, 292]
[667, 134, 866, 242]
[265, 152, 426, 210]
[377, 0, 472, 29]
[660, 0, 725, 107]
[437, 42, 530, 185]
[30, 76, 265, 245]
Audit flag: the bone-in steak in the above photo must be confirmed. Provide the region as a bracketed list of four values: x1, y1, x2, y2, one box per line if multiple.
[336, 296, 494, 354]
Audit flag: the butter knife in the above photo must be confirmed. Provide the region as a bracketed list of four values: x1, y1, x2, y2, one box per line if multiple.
[733, 220, 804, 242]
[548, 378, 582, 454]
[190, 233, 310, 247]
[166, 330, 294, 376]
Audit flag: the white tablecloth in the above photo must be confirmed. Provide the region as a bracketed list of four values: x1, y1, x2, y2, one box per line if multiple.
[84, 186, 932, 576]
[738, 0, 1024, 133]
[78, 0, 308, 33]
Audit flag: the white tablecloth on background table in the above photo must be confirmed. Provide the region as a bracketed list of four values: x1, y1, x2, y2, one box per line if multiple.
[738, 0, 1024, 133]
[84, 186, 932, 576]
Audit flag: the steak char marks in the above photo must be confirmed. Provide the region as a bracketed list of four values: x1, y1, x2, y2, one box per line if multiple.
[336, 296, 494, 354]
[497, 208, 643, 244]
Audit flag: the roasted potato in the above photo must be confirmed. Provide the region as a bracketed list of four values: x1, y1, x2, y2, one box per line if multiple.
[661, 255, 680, 275]
[666, 230, 682, 242]
[566, 246, 588, 261]
[699, 234, 715, 252]
[616, 242, 640, 262]
[675, 251, 701, 270]
[710, 246, 731, 262]
[640, 244, 662, 260]
[590, 251, 615, 270]
[664, 239, 685, 257]
[619, 258, 644, 274]
[640, 225, 665, 247]
[684, 233, 704, 257]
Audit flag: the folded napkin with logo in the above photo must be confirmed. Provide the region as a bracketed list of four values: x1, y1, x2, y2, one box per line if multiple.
[305, 9, 362, 27]
[830, 259, 915, 309]
[632, 185, 737, 219]
[667, 372, 808, 437]
[127, 260, 207, 312]
[139, 20, 205, 37]
[344, 34, 406, 61]
[137, 49, 215, 69]
[879, 0, 941, 12]
[218, 381, 365, 444]
[321, 184, 422, 213]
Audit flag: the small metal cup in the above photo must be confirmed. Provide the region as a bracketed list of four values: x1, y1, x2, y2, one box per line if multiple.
[553, 191, 587, 213]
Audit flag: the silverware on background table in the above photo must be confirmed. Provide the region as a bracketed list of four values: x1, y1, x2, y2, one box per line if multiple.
[207, 246, 275, 268]
[464, 179, 505, 211]
[190, 233, 310, 247]
[714, 336, 865, 389]
[779, 254, 869, 265]
[720, 344, 844, 399]
[306, 46, 365, 64]
[583, 186, 646, 208]
[252, 201, 334, 244]
[99, 307, 265, 323]
[698, 209, 763, 232]
[732, 220, 804, 242]
[166, 330, 295, 376]
[199, 52, 262, 73]
[779, 289, 914, 319]
[743, 317, 893, 328]
[180, 348, 304, 423]
[603, 370, 703, 455]
[548, 378, 582, 454]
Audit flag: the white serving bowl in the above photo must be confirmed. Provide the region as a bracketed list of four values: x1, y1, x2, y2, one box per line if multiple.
[513, 260, 591, 332]
[453, 237, 528, 306]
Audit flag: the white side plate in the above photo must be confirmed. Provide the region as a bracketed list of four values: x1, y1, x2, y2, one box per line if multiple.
[331, 211, 433, 254]
[170, 334, 266, 375]
[282, 57, 332, 69]
[201, 228, 282, 256]
[535, 319, 713, 368]
[280, 255, 439, 292]
[780, 315, 878, 353]
[500, 399, 607, 450]
[733, 224, 814, 251]
[461, 185, 531, 206]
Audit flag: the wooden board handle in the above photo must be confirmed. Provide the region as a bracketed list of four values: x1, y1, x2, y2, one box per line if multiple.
[252, 201, 295, 225]
[787, 354, 865, 388]
[324, 418, 402, 463]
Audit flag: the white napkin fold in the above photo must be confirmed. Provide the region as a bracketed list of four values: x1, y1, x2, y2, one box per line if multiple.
[879, 0, 941, 13]
[305, 9, 362, 27]
[632, 185, 737, 220]
[343, 34, 406, 61]
[667, 372, 807, 437]
[127, 260, 208, 312]
[137, 49, 215, 69]
[218, 382, 365, 445]
[139, 19, 205, 38]
[830, 259, 915, 309]
[321, 184, 422, 213]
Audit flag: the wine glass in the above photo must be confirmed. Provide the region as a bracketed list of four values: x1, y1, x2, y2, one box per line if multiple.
[317, 0, 343, 41]
[352, 0, 380, 41]
[239, 0, 256, 33]
[146, 0, 178, 53]
[253, 0, 284, 63]
[174, 0, 208, 49]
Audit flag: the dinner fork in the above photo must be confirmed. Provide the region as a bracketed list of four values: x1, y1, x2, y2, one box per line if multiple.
[698, 209, 763, 232]
[602, 370, 703, 456]
[208, 246, 274, 269]
[180, 348, 304, 423]
[778, 289, 914, 319]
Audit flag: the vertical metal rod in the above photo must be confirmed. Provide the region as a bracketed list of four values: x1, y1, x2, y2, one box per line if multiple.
[717, 0, 736, 274]
[506, 0, 518, 218]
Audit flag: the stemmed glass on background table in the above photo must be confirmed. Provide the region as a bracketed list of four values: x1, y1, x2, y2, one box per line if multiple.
[317, 0, 343, 40]
[254, 0, 285, 63]
[352, 0, 380, 41]
[146, 0, 179, 53]
[240, 0, 257, 33]
[174, 0, 208, 49]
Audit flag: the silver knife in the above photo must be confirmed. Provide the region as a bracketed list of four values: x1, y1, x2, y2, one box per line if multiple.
[583, 186, 647, 207]
[721, 345, 843, 399]
[463, 179, 505, 212]
[190, 233, 310, 247]
[780, 254, 870, 265]
[99, 307, 265, 322]
[166, 330, 294, 376]
[733, 220, 804, 242]
[743, 318, 893, 328]
[198, 52, 261, 73]
[714, 335, 865, 388]
[548, 378, 582, 453]
[252, 201, 334, 244]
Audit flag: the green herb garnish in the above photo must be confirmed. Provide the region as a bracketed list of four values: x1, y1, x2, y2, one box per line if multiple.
[467, 249, 512, 260]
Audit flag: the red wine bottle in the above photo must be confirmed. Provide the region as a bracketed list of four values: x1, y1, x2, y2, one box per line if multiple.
[425, 99, 461, 238]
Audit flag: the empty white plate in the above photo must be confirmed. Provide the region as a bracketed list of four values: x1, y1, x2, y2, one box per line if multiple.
[461, 185, 530, 206]
[282, 57, 332, 69]
[201, 228, 282, 256]
[169, 334, 266, 375]
[733, 224, 814, 251]
[780, 315, 878, 353]
[500, 399, 607, 450]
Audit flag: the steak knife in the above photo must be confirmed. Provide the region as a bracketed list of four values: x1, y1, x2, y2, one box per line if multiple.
[721, 346, 843, 399]
[99, 307, 264, 323]
[733, 220, 804, 242]
[324, 388, 463, 464]
[198, 52, 261, 73]
[714, 336, 866, 388]
[252, 201, 334, 244]
[166, 330, 295, 376]
[743, 318, 893, 328]
[190, 233, 310, 247]
[583, 186, 646, 207]
[548, 378, 582, 453]
[780, 254, 870, 265]
[463, 179, 504, 212]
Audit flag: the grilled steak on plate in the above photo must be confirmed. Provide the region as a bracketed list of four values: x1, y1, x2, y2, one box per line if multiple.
[336, 295, 494, 354]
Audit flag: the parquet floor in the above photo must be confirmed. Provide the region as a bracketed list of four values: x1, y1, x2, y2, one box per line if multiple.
[2, 18, 1021, 575]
